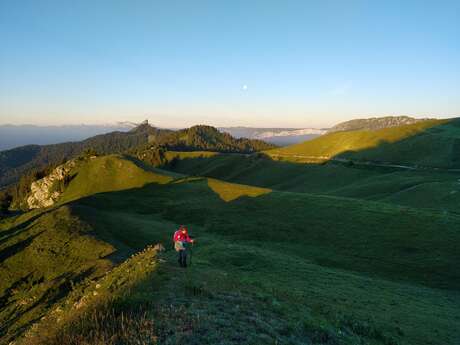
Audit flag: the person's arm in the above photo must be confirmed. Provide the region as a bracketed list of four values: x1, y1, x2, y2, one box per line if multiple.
[185, 233, 194, 243]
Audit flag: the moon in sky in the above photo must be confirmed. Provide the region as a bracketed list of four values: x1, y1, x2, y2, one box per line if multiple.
[242, 84, 248, 91]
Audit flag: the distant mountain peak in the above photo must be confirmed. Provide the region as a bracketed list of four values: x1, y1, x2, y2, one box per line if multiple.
[130, 120, 156, 133]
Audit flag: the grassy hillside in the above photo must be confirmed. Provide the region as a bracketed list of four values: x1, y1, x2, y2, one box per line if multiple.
[162, 152, 460, 213]
[1, 154, 460, 344]
[268, 118, 460, 168]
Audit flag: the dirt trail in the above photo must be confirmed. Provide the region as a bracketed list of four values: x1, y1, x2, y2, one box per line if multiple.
[269, 153, 460, 173]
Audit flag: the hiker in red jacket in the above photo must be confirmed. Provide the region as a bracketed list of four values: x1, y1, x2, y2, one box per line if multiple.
[173, 225, 194, 267]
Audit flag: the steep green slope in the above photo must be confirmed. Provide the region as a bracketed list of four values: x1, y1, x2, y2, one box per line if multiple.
[268, 118, 460, 168]
[19, 245, 160, 345]
[0, 207, 115, 341]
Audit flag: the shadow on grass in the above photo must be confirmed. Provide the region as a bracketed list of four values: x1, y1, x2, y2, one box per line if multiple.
[0, 209, 53, 246]
[58, 177, 460, 291]
[0, 231, 44, 262]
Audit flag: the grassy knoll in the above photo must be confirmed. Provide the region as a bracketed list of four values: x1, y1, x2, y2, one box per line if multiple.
[60, 154, 173, 203]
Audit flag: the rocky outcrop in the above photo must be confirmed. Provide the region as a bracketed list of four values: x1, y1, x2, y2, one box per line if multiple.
[27, 160, 76, 209]
[328, 116, 430, 133]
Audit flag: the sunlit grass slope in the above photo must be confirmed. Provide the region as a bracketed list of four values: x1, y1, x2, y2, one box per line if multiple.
[207, 178, 271, 201]
[60, 154, 173, 203]
[268, 118, 460, 168]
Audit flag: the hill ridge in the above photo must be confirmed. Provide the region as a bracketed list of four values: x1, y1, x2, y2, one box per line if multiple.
[327, 115, 431, 133]
[268, 118, 460, 168]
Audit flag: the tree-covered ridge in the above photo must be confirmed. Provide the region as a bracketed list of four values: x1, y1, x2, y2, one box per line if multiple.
[129, 125, 275, 167]
[151, 125, 275, 152]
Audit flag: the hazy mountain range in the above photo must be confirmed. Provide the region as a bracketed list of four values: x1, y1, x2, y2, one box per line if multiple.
[0, 116, 432, 151]
[0, 122, 137, 151]
[0, 123, 325, 150]
[219, 127, 327, 146]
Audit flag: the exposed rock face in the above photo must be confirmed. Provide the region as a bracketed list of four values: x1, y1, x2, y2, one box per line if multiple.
[27, 160, 76, 209]
[328, 116, 430, 133]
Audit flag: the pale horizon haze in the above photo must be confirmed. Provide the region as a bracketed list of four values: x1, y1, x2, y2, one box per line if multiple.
[1, 1, 459, 128]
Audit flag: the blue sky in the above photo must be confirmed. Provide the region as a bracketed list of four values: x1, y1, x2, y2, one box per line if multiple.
[0, 0, 459, 128]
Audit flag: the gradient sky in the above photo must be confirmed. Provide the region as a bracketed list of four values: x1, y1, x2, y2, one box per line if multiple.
[1, 0, 459, 128]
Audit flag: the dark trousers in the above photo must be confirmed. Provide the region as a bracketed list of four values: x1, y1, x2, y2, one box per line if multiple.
[178, 249, 187, 267]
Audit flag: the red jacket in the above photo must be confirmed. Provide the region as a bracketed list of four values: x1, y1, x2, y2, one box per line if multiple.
[173, 229, 192, 243]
